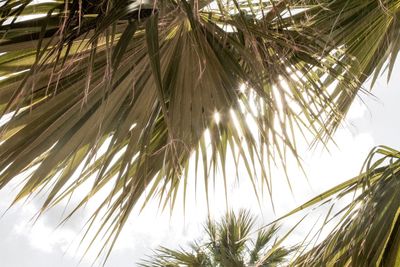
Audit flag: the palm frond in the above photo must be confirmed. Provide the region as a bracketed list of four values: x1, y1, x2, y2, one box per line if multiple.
[249, 224, 278, 264]
[285, 146, 400, 266]
[288, 0, 400, 111]
[139, 243, 212, 267]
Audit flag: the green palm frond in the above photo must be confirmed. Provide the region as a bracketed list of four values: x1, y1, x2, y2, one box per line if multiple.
[140, 243, 212, 267]
[284, 146, 400, 266]
[288, 0, 400, 116]
[0, 0, 399, 259]
[273, 0, 400, 142]
[140, 209, 293, 266]
[249, 224, 279, 264]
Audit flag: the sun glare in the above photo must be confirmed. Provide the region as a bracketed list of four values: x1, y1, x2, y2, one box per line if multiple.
[213, 111, 221, 124]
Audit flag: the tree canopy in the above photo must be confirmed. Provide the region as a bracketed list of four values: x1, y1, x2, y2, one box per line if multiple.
[0, 0, 399, 261]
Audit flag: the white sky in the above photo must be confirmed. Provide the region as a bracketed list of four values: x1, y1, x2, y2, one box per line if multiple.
[0, 61, 399, 266]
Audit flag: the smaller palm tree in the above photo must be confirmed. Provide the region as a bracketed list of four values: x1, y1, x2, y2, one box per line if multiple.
[140, 210, 295, 267]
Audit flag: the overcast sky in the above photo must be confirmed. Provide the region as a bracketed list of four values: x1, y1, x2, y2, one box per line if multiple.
[0, 61, 399, 267]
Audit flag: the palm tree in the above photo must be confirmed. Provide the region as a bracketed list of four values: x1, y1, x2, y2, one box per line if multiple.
[0, 0, 399, 259]
[140, 209, 294, 267]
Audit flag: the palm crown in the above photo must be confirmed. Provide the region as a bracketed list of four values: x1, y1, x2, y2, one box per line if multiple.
[140, 209, 294, 267]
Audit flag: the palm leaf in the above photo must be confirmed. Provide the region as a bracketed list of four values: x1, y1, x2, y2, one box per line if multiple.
[282, 146, 400, 266]
[140, 243, 212, 267]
